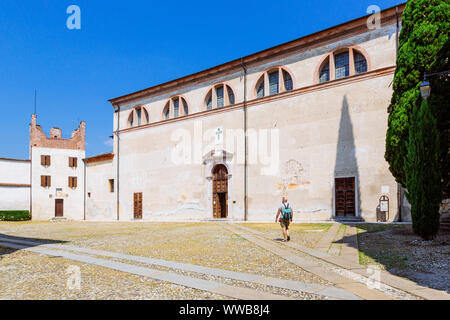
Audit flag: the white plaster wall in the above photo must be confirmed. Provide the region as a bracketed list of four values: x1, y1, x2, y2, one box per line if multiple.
[0, 187, 30, 211]
[85, 159, 116, 221]
[114, 24, 397, 131]
[107, 22, 400, 222]
[0, 159, 30, 184]
[31, 148, 85, 220]
[0, 159, 30, 211]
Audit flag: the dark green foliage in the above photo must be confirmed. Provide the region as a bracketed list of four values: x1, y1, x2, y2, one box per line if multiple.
[405, 99, 441, 240]
[0, 210, 31, 221]
[385, 0, 450, 197]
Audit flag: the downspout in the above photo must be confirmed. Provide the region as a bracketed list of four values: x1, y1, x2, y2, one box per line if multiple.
[83, 158, 86, 220]
[240, 58, 248, 221]
[29, 122, 33, 218]
[115, 104, 121, 221]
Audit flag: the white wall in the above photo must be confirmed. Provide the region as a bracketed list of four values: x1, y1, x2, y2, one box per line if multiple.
[0, 186, 30, 211]
[85, 159, 116, 221]
[0, 159, 30, 211]
[31, 148, 85, 220]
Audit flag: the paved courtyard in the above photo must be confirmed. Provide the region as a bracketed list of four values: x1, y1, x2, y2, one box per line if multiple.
[0, 221, 448, 300]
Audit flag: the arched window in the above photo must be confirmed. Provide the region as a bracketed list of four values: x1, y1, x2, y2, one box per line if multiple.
[354, 51, 367, 74]
[127, 106, 149, 128]
[317, 48, 369, 83]
[319, 58, 330, 83]
[254, 67, 294, 98]
[205, 84, 236, 110]
[163, 96, 189, 120]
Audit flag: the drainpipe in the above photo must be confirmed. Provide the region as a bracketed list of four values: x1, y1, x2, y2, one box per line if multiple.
[115, 104, 121, 221]
[83, 158, 86, 220]
[240, 58, 248, 221]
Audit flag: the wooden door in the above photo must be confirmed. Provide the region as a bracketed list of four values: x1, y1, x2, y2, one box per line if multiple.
[335, 177, 355, 217]
[212, 165, 228, 218]
[133, 193, 143, 220]
[55, 199, 64, 217]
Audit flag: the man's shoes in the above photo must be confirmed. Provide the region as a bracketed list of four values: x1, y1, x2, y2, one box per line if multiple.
[287, 236, 290, 241]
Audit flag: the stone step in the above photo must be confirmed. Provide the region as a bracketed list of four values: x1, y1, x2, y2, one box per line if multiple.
[333, 217, 363, 222]
[50, 217, 68, 222]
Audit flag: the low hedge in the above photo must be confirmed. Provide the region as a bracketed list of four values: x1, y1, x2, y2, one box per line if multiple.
[0, 210, 31, 221]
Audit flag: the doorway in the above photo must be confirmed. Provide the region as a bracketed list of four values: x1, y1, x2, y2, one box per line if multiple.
[335, 177, 356, 217]
[55, 199, 64, 217]
[133, 192, 143, 220]
[212, 164, 228, 218]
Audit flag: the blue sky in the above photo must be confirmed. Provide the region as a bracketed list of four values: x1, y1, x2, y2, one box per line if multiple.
[0, 0, 404, 159]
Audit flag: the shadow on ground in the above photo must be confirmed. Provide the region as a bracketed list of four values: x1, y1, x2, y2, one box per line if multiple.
[0, 233, 68, 259]
[336, 223, 450, 293]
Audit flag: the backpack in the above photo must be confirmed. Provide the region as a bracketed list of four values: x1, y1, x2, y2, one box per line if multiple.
[281, 203, 292, 220]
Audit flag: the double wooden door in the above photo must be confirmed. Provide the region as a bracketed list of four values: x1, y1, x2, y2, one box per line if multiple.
[212, 165, 228, 218]
[335, 177, 356, 217]
[133, 193, 143, 220]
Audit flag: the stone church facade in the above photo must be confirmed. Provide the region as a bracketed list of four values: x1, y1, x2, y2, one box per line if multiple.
[0, 5, 410, 222]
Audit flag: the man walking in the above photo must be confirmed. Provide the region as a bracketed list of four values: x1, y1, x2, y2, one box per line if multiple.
[275, 197, 293, 242]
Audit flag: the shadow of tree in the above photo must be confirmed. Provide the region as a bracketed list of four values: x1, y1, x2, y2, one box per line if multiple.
[336, 223, 450, 293]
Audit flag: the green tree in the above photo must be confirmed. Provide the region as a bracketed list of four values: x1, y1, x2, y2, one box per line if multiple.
[405, 98, 441, 240]
[385, 0, 450, 197]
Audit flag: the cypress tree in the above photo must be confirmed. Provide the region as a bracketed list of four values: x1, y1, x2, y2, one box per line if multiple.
[405, 98, 441, 240]
[385, 0, 450, 197]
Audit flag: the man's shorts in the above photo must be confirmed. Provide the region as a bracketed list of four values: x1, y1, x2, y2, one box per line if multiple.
[280, 219, 290, 229]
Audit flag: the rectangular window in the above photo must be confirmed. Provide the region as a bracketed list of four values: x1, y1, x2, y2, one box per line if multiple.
[41, 175, 51, 187]
[41, 155, 51, 166]
[68, 176, 77, 189]
[136, 108, 142, 126]
[173, 98, 179, 118]
[216, 86, 224, 107]
[334, 52, 349, 79]
[108, 179, 114, 193]
[69, 157, 78, 168]
[269, 71, 279, 95]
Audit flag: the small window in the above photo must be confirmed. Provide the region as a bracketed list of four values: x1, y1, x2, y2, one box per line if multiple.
[256, 80, 265, 98]
[204, 84, 236, 110]
[183, 99, 188, 116]
[108, 179, 114, 193]
[128, 112, 134, 127]
[206, 95, 212, 110]
[268, 71, 279, 95]
[283, 70, 293, 91]
[136, 108, 142, 126]
[164, 105, 170, 119]
[173, 98, 179, 118]
[164, 97, 188, 119]
[216, 86, 224, 107]
[41, 175, 51, 187]
[41, 155, 51, 167]
[334, 51, 349, 79]
[69, 157, 77, 168]
[354, 52, 367, 74]
[68, 176, 77, 189]
[227, 85, 235, 105]
[88, 192, 91, 198]
[319, 60, 330, 83]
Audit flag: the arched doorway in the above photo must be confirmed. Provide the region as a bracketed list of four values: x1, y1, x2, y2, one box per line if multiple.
[212, 164, 228, 218]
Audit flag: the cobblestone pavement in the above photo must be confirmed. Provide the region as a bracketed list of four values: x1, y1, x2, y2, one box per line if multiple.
[0, 221, 336, 300]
